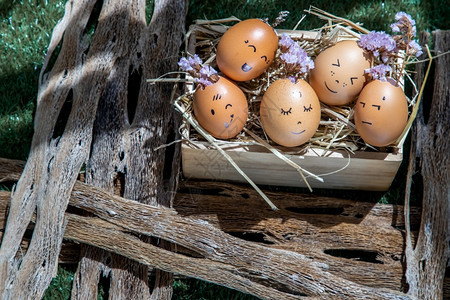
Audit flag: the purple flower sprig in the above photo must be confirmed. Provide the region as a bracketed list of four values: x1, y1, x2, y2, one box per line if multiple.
[279, 34, 314, 83]
[358, 11, 423, 82]
[178, 54, 219, 89]
[391, 12, 417, 38]
[365, 64, 392, 81]
[358, 31, 397, 64]
[271, 11, 289, 28]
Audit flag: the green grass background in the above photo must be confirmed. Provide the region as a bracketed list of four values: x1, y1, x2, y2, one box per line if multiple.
[0, 0, 447, 299]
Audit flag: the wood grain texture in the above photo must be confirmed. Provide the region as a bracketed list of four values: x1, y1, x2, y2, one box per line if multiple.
[0, 0, 186, 298]
[1, 159, 449, 299]
[182, 141, 403, 191]
[404, 30, 450, 300]
[0, 0, 106, 297]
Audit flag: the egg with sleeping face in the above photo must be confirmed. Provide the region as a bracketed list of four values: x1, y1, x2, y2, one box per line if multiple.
[260, 79, 321, 147]
[354, 79, 408, 147]
[193, 76, 248, 139]
[309, 40, 371, 106]
[216, 19, 278, 82]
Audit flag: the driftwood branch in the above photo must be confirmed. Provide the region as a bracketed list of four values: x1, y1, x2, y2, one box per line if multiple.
[2, 157, 450, 298]
[1, 158, 423, 299]
[0, 0, 186, 298]
[404, 30, 450, 299]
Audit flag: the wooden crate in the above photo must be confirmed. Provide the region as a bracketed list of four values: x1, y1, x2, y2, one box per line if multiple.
[181, 23, 407, 192]
[182, 142, 402, 191]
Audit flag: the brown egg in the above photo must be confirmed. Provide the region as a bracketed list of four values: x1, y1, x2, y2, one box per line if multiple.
[193, 76, 248, 139]
[309, 40, 371, 106]
[216, 19, 278, 82]
[354, 79, 408, 147]
[260, 79, 321, 147]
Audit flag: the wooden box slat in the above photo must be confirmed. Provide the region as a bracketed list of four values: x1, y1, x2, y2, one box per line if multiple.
[182, 142, 402, 191]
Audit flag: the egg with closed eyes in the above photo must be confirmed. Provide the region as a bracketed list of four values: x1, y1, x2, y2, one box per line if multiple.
[260, 79, 321, 147]
[216, 19, 278, 81]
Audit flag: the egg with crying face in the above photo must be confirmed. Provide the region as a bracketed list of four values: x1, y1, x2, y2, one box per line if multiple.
[216, 19, 278, 82]
[309, 40, 371, 106]
[260, 79, 321, 147]
[354, 79, 408, 147]
[193, 76, 248, 139]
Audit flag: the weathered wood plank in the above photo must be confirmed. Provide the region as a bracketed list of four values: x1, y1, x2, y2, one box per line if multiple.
[0, 159, 425, 298]
[1, 160, 449, 298]
[404, 30, 450, 300]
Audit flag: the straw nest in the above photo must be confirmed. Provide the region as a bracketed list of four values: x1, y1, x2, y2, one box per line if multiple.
[174, 7, 421, 156]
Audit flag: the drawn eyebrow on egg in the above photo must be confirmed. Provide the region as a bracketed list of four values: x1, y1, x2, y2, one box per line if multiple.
[261, 55, 267, 61]
[332, 59, 341, 67]
[372, 104, 381, 110]
[360, 102, 366, 107]
[225, 104, 232, 109]
[350, 77, 357, 85]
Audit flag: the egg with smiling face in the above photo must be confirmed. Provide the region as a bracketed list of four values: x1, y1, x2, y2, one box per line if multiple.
[309, 40, 371, 106]
[216, 19, 278, 82]
[260, 79, 321, 147]
[193, 76, 248, 140]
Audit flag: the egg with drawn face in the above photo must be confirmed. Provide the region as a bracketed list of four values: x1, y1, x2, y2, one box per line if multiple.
[216, 19, 278, 81]
[354, 79, 408, 147]
[260, 79, 321, 147]
[193, 76, 248, 139]
[309, 40, 371, 106]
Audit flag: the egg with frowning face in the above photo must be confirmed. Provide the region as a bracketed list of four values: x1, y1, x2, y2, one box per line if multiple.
[216, 19, 278, 82]
[354, 79, 408, 147]
[309, 40, 371, 106]
[260, 79, 321, 147]
[193, 76, 248, 139]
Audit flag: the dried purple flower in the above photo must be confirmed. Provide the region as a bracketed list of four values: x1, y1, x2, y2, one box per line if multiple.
[279, 33, 296, 52]
[178, 55, 218, 89]
[391, 12, 416, 37]
[178, 57, 192, 71]
[365, 64, 392, 81]
[188, 54, 203, 69]
[272, 11, 289, 28]
[287, 76, 297, 84]
[408, 40, 423, 57]
[279, 34, 314, 82]
[358, 31, 397, 63]
[199, 65, 217, 79]
[195, 77, 214, 87]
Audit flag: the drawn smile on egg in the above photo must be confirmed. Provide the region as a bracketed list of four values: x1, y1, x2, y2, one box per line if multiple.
[324, 81, 338, 93]
[241, 63, 253, 72]
[291, 121, 305, 135]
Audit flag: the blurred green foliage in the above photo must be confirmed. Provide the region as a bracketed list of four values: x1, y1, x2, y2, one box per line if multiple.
[0, 0, 446, 299]
[0, 0, 66, 159]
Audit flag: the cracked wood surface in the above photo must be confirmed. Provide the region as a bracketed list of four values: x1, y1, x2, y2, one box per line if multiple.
[0, 0, 186, 298]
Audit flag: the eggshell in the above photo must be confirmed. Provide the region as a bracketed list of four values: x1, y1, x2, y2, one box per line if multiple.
[354, 79, 408, 147]
[193, 76, 248, 139]
[216, 19, 278, 82]
[260, 79, 321, 147]
[309, 40, 371, 106]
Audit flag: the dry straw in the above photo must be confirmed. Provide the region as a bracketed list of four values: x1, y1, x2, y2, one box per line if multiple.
[149, 7, 428, 209]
